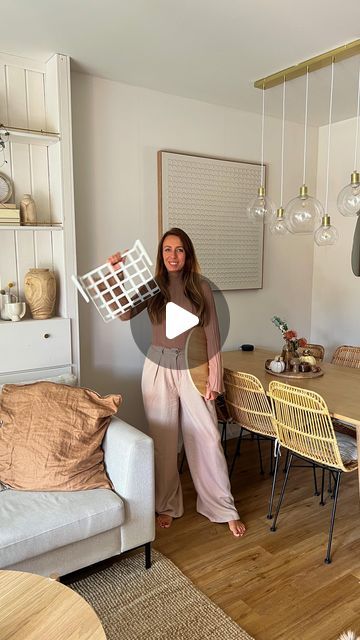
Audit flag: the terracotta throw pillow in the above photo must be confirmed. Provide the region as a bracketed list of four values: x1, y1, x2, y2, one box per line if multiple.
[0, 382, 121, 491]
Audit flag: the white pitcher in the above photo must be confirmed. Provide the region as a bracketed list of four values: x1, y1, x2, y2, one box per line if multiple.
[0, 294, 16, 320]
[4, 301, 26, 322]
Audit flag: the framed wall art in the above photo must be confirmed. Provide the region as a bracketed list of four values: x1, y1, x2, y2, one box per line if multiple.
[158, 151, 264, 290]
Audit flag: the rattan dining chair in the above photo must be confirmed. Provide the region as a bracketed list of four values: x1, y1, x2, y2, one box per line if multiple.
[268, 380, 358, 564]
[330, 344, 360, 462]
[298, 343, 325, 362]
[223, 370, 279, 519]
[331, 345, 360, 369]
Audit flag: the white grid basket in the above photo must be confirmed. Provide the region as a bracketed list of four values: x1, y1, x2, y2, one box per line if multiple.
[72, 240, 159, 323]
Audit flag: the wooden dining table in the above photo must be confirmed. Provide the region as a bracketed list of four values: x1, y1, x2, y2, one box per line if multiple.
[222, 347, 360, 492]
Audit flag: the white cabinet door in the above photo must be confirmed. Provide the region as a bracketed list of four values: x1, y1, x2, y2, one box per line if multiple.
[0, 318, 71, 374]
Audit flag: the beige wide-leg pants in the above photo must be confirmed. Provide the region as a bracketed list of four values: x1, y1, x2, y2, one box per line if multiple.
[142, 346, 239, 523]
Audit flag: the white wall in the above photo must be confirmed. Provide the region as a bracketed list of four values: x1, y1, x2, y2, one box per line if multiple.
[71, 72, 318, 429]
[311, 116, 360, 359]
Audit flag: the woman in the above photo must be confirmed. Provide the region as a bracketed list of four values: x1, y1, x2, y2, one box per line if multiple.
[108, 228, 245, 537]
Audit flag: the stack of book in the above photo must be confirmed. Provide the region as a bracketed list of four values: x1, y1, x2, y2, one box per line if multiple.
[0, 203, 20, 226]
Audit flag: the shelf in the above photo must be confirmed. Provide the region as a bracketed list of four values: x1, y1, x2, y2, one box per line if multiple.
[0, 224, 63, 231]
[0, 125, 60, 146]
[0, 317, 66, 325]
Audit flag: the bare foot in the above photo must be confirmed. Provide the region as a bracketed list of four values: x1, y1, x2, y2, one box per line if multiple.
[157, 514, 173, 529]
[228, 519, 246, 538]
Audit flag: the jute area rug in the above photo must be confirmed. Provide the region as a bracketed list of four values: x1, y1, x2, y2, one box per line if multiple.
[69, 549, 254, 640]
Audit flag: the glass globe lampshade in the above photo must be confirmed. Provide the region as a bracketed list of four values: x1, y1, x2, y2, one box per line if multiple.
[247, 186, 276, 224]
[285, 184, 324, 234]
[270, 207, 289, 235]
[337, 171, 360, 217]
[314, 215, 339, 246]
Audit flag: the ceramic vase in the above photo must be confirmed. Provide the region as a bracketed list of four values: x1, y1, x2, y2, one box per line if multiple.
[281, 340, 299, 371]
[24, 268, 56, 319]
[20, 194, 37, 226]
[0, 294, 14, 320]
[5, 301, 26, 322]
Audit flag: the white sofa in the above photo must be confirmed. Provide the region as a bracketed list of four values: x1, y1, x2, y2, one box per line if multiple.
[0, 416, 155, 576]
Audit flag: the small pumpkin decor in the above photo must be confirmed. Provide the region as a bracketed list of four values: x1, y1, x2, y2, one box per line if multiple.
[299, 351, 317, 366]
[269, 357, 286, 373]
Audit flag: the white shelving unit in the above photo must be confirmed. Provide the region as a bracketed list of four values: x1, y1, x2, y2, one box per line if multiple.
[0, 225, 63, 230]
[0, 126, 60, 146]
[0, 53, 79, 383]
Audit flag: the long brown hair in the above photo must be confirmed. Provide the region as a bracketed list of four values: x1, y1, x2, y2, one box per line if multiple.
[148, 228, 207, 325]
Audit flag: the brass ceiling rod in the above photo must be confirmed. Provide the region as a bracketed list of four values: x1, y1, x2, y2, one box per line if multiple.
[254, 39, 360, 90]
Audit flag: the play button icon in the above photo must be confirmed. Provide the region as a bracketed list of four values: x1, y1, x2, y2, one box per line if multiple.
[129, 275, 230, 369]
[165, 302, 199, 339]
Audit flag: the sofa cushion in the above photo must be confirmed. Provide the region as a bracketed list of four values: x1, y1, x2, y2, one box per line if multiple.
[0, 487, 125, 568]
[336, 431, 358, 464]
[0, 382, 121, 491]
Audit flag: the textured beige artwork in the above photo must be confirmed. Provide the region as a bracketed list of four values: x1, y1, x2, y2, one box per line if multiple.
[158, 151, 264, 290]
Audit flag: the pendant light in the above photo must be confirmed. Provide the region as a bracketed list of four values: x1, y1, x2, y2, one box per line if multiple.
[270, 77, 289, 235]
[314, 214, 338, 245]
[337, 61, 360, 217]
[247, 85, 276, 224]
[286, 68, 324, 234]
[315, 60, 339, 246]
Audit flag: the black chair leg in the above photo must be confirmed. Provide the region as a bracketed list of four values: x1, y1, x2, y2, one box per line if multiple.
[270, 453, 293, 532]
[270, 439, 274, 475]
[320, 468, 326, 505]
[256, 435, 264, 475]
[324, 471, 342, 564]
[283, 449, 289, 473]
[221, 421, 227, 458]
[330, 471, 337, 499]
[312, 464, 320, 496]
[230, 427, 243, 477]
[267, 444, 280, 519]
[328, 469, 333, 494]
[179, 448, 186, 474]
[145, 542, 151, 569]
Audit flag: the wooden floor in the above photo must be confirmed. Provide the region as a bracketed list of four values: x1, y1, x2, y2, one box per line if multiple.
[154, 437, 360, 640]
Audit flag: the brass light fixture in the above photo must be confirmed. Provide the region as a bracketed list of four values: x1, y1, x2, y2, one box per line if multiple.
[337, 62, 360, 217]
[285, 68, 324, 235]
[246, 85, 276, 224]
[270, 77, 289, 235]
[314, 61, 339, 246]
[254, 39, 360, 247]
[254, 40, 360, 90]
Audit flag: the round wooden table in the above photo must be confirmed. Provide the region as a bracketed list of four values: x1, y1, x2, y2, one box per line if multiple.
[0, 570, 106, 640]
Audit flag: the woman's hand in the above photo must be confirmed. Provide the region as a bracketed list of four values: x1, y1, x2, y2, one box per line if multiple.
[205, 383, 219, 401]
[107, 251, 126, 271]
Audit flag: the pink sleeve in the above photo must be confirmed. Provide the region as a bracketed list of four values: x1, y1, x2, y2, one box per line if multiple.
[202, 281, 224, 394]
